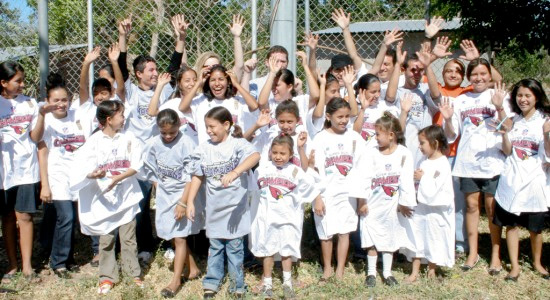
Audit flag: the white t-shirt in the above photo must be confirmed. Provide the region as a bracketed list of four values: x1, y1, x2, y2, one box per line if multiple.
[70, 130, 143, 236]
[252, 125, 310, 168]
[380, 75, 406, 102]
[347, 145, 416, 252]
[42, 110, 86, 200]
[74, 99, 99, 138]
[159, 98, 199, 145]
[125, 83, 170, 143]
[249, 74, 269, 100]
[357, 100, 400, 149]
[447, 89, 512, 178]
[188, 94, 257, 145]
[495, 111, 550, 213]
[0, 94, 39, 190]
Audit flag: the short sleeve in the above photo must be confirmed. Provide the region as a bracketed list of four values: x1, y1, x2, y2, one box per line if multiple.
[128, 133, 144, 172]
[236, 138, 259, 165]
[183, 146, 204, 177]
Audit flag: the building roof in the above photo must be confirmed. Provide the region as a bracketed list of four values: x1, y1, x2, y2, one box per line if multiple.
[313, 18, 461, 35]
[0, 44, 87, 61]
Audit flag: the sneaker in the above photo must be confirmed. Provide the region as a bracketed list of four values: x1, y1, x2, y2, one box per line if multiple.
[90, 253, 100, 268]
[365, 275, 376, 287]
[383, 275, 398, 286]
[283, 284, 296, 300]
[203, 289, 217, 299]
[138, 251, 152, 263]
[164, 248, 176, 261]
[97, 280, 113, 295]
[134, 277, 145, 289]
[261, 285, 273, 299]
[53, 268, 71, 279]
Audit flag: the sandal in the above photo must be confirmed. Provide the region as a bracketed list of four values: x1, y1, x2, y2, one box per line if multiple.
[1, 273, 16, 284]
[24, 272, 41, 283]
[97, 280, 114, 294]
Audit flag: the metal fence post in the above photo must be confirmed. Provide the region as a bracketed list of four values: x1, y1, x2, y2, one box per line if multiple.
[87, 0, 94, 95]
[38, 0, 48, 101]
[252, 0, 257, 79]
[270, 0, 296, 74]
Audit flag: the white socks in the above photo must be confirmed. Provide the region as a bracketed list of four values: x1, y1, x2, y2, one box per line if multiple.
[283, 271, 292, 287]
[263, 277, 272, 288]
[382, 252, 394, 278]
[367, 255, 377, 276]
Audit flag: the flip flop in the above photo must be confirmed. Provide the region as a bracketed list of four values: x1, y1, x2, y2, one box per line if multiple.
[1, 273, 16, 284]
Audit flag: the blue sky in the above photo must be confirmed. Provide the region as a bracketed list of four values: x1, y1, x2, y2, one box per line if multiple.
[5, 0, 34, 23]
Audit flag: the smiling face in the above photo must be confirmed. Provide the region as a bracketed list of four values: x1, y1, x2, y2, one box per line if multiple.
[270, 143, 292, 167]
[468, 64, 491, 93]
[515, 86, 537, 116]
[362, 81, 381, 106]
[375, 125, 393, 149]
[107, 108, 125, 132]
[272, 77, 293, 101]
[276, 112, 299, 135]
[442, 61, 464, 89]
[205, 117, 230, 143]
[159, 123, 180, 144]
[179, 70, 198, 97]
[136, 61, 158, 88]
[378, 55, 395, 82]
[208, 70, 229, 100]
[327, 107, 350, 133]
[1, 71, 25, 98]
[403, 60, 425, 89]
[325, 81, 341, 103]
[47, 88, 69, 118]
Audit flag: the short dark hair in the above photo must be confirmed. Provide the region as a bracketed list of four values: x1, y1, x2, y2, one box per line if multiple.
[46, 72, 67, 97]
[509, 78, 550, 115]
[92, 78, 112, 96]
[385, 48, 397, 65]
[403, 53, 419, 69]
[418, 125, 449, 154]
[354, 74, 380, 96]
[157, 108, 181, 127]
[202, 65, 237, 101]
[96, 100, 124, 127]
[466, 58, 492, 80]
[271, 133, 294, 157]
[266, 45, 288, 60]
[132, 55, 156, 75]
[275, 99, 300, 119]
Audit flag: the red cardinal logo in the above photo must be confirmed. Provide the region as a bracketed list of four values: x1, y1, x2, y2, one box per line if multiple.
[382, 185, 397, 197]
[468, 116, 483, 126]
[64, 144, 77, 153]
[110, 170, 121, 176]
[269, 186, 283, 199]
[336, 164, 350, 176]
[514, 148, 529, 160]
[361, 130, 372, 141]
[11, 125, 26, 134]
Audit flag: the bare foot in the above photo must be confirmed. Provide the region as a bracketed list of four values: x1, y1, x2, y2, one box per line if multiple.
[427, 270, 436, 279]
[404, 274, 419, 283]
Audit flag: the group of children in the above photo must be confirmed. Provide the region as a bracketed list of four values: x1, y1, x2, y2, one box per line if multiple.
[1, 8, 549, 299]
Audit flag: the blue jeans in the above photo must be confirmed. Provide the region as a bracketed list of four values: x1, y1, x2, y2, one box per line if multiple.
[41, 201, 77, 270]
[449, 157, 468, 252]
[203, 237, 245, 293]
[136, 180, 154, 253]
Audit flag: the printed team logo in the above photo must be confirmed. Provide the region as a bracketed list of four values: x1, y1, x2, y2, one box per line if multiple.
[137, 105, 153, 121]
[64, 144, 78, 153]
[338, 143, 344, 151]
[335, 164, 350, 176]
[382, 185, 397, 197]
[110, 170, 122, 175]
[522, 129, 529, 136]
[468, 116, 483, 127]
[11, 125, 28, 134]
[269, 186, 283, 199]
[514, 148, 530, 160]
[361, 130, 373, 141]
[512, 139, 539, 161]
[62, 127, 69, 134]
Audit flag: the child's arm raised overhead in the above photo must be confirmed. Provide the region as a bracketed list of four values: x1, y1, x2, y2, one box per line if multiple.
[108, 42, 126, 102]
[148, 73, 171, 117]
[241, 58, 257, 93]
[258, 57, 281, 110]
[385, 41, 406, 103]
[297, 50, 320, 109]
[312, 71, 326, 120]
[79, 46, 101, 106]
[243, 108, 270, 141]
[341, 65, 357, 116]
[297, 131, 309, 171]
[179, 72, 206, 114]
[117, 16, 132, 82]
[229, 14, 245, 82]
[353, 88, 371, 133]
[168, 14, 189, 86]
[304, 32, 320, 80]
[423, 16, 444, 49]
[38, 142, 51, 203]
[221, 151, 261, 188]
[368, 29, 403, 75]
[331, 8, 363, 71]
[228, 70, 258, 112]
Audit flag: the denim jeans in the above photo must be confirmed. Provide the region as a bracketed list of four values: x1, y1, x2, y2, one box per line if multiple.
[203, 237, 245, 293]
[136, 180, 154, 253]
[449, 156, 468, 252]
[40, 201, 77, 270]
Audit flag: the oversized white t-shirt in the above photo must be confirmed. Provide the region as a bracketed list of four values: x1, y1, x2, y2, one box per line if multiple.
[41, 110, 86, 200]
[0, 94, 39, 190]
[125, 83, 170, 143]
[357, 100, 400, 149]
[495, 111, 550, 213]
[446, 89, 512, 178]
[252, 125, 310, 168]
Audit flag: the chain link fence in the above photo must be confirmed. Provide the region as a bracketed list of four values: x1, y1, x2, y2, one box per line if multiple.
[1, 0, 460, 99]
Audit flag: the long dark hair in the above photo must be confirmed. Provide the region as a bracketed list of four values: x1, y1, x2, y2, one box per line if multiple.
[0, 61, 24, 94]
[204, 106, 242, 138]
[419, 125, 448, 154]
[354, 73, 380, 96]
[375, 111, 405, 146]
[203, 65, 236, 101]
[323, 97, 351, 129]
[92, 100, 124, 134]
[509, 78, 550, 115]
[172, 65, 197, 98]
[274, 69, 297, 97]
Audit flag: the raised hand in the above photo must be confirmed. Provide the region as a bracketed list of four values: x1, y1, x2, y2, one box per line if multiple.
[255, 109, 271, 128]
[491, 81, 507, 109]
[358, 88, 375, 108]
[229, 14, 245, 37]
[396, 41, 407, 65]
[424, 16, 444, 39]
[438, 96, 454, 120]
[331, 8, 350, 30]
[304, 31, 320, 50]
[84, 46, 101, 64]
[226, 70, 239, 85]
[383, 28, 404, 46]
[432, 36, 453, 59]
[157, 72, 171, 87]
[296, 50, 308, 66]
[416, 44, 433, 68]
[243, 58, 257, 73]
[297, 131, 307, 148]
[459, 39, 480, 61]
[171, 14, 189, 39]
[341, 65, 356, 86]
[317, 70, 326, 86]
[400, 93, 414, 113]
[107, 43, 120, 62]
[268, 56, 282, 74]
[118, 15, 132, 35]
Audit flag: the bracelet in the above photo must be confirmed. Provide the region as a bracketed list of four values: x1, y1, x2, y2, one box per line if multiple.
[495, 115, 510, 131]
[176, 201, 187, 208]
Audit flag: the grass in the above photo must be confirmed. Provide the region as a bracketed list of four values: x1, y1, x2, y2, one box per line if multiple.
[1, 210, 550, 300]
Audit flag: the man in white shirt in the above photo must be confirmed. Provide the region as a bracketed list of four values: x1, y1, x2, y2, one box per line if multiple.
[249, 45, 289, 99]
